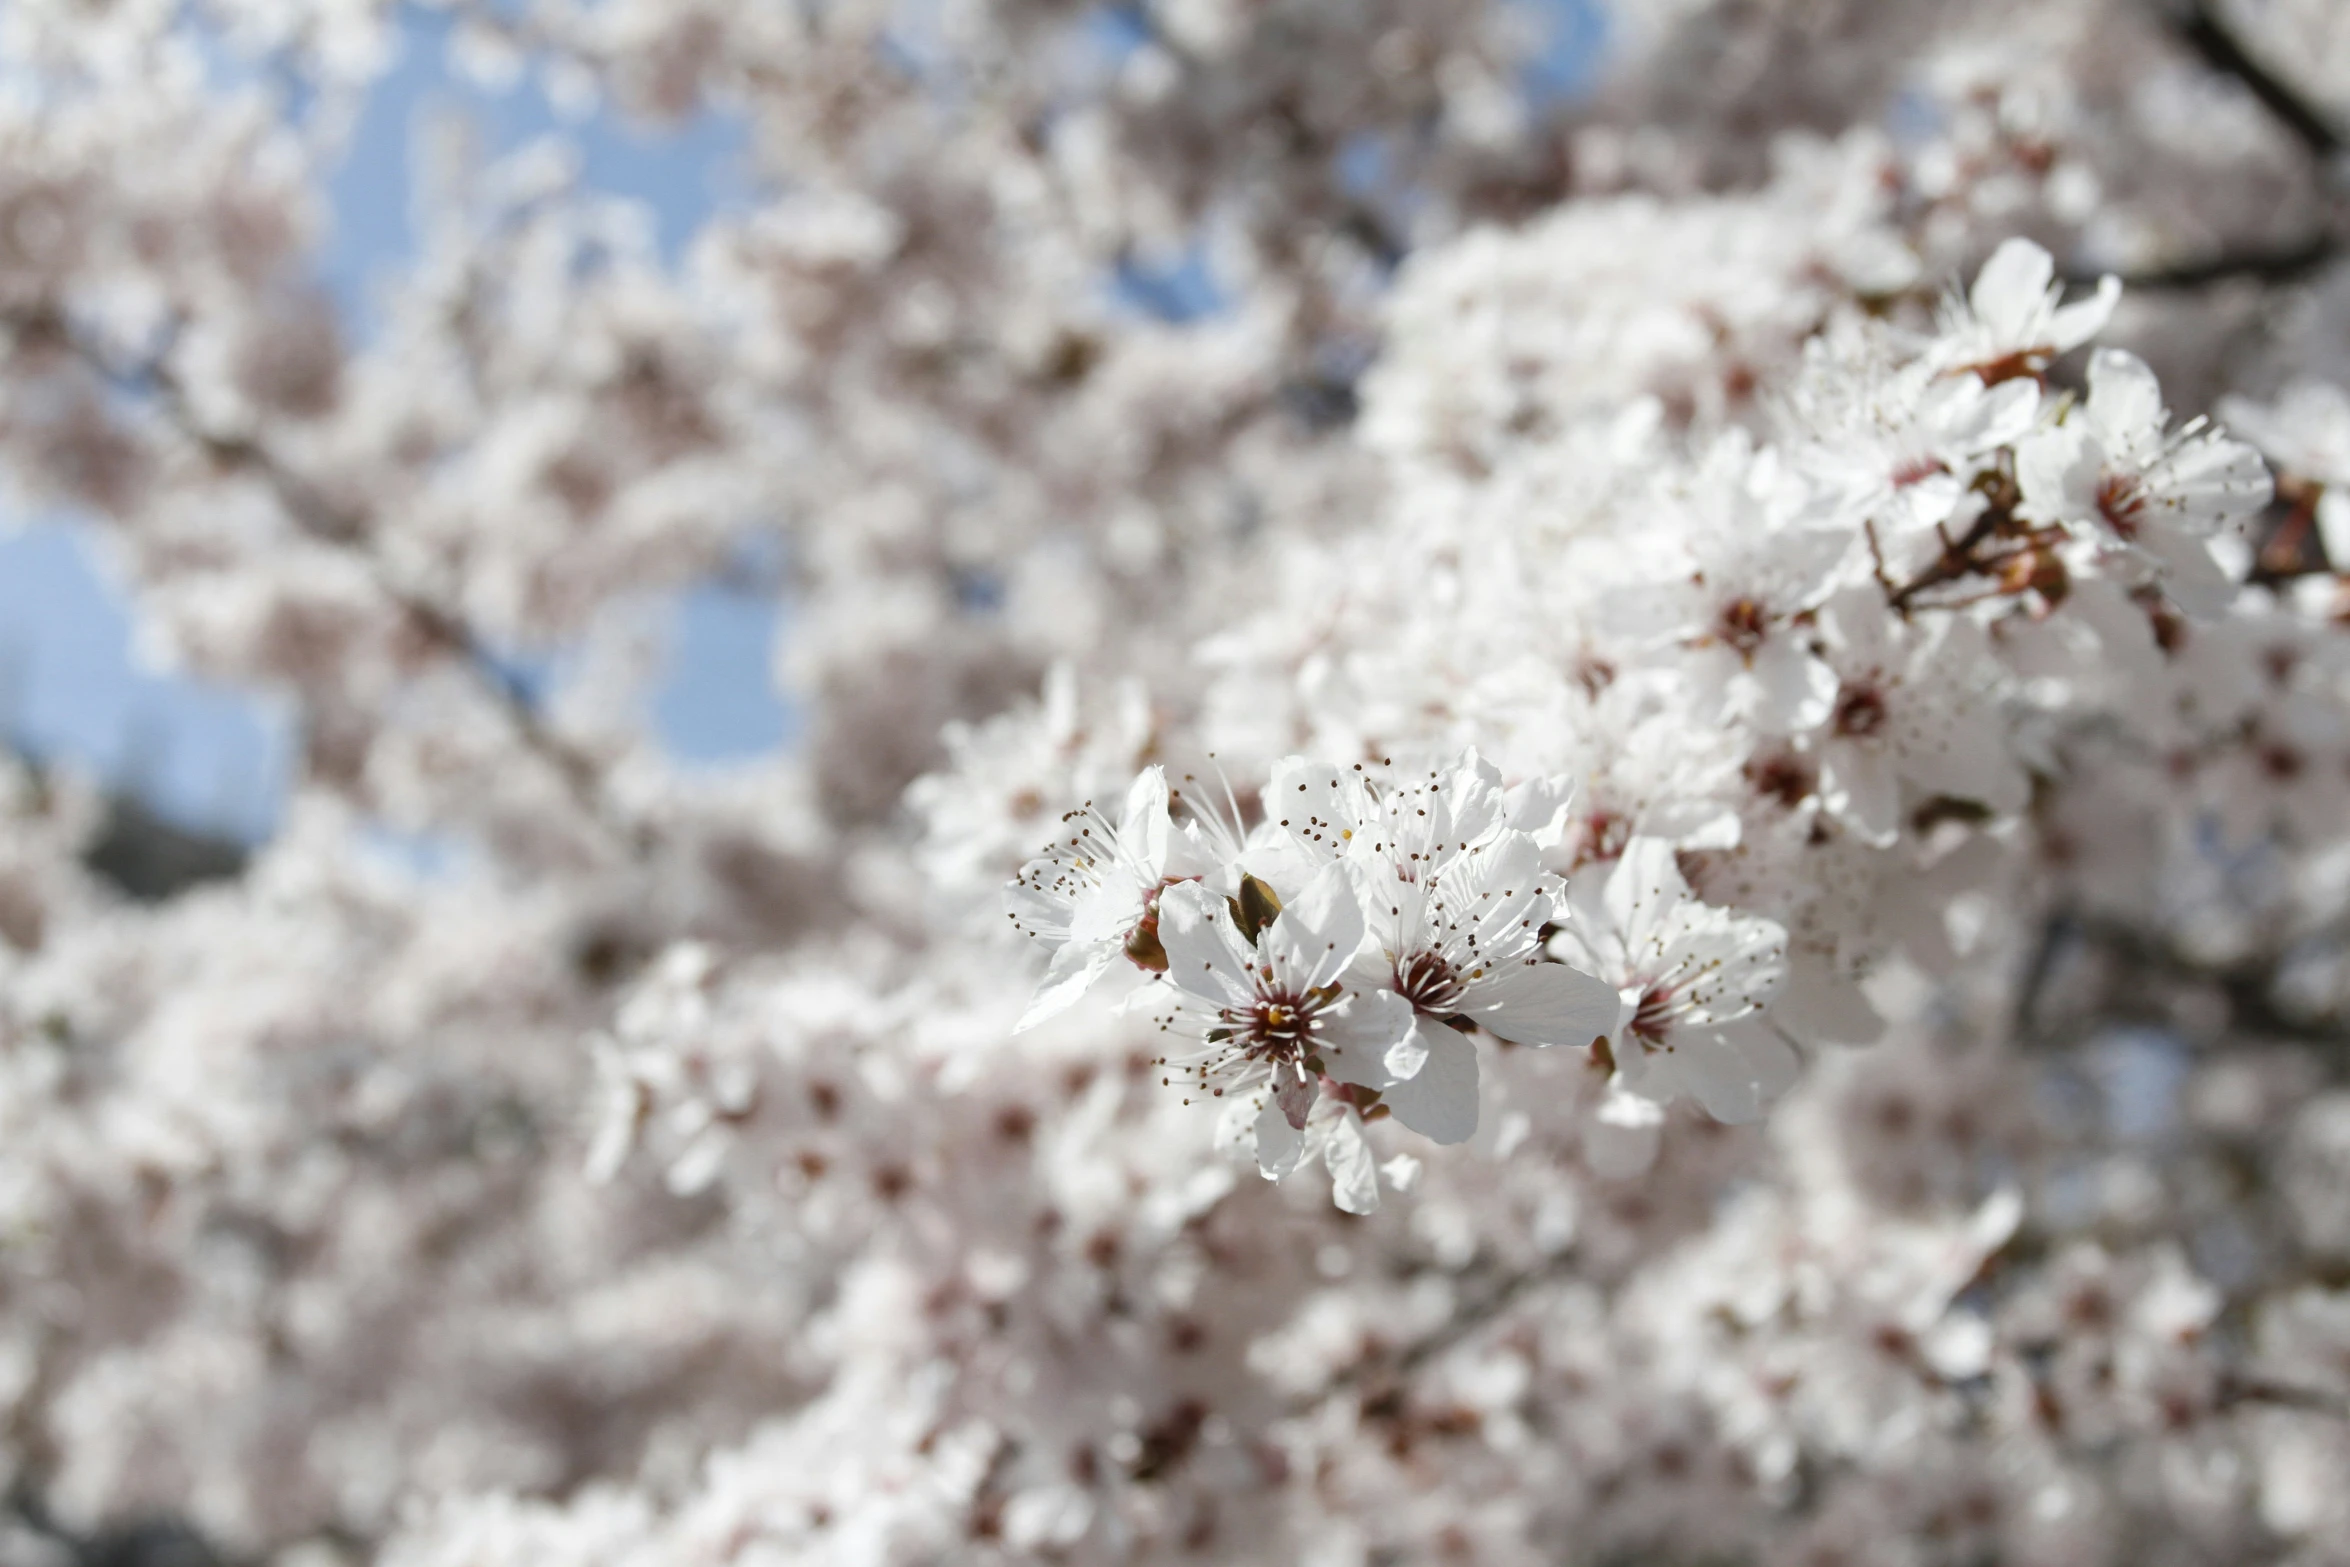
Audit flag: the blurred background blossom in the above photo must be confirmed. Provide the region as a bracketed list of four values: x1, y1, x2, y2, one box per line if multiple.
[7, 4, 2350, 1567]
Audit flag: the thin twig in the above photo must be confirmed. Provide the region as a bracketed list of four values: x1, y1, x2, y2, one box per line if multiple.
[2220, 1373, 2350, 1422]
[2168, 0, 2343, 163]
[1886, 509, 2008, 612]
[6, 306, 648, 856]
[2061, 910, 2350, 1045]
[2076, 232, 2340, 293]
[2072, 4, 2349, 299]
[2011, 910, 2079, 1049]
[1296, 1252, 1577, 1414]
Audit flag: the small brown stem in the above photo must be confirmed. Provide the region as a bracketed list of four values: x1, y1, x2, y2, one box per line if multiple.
[2168, 1, 2343, 163]
[1886, 509, 2005, 611]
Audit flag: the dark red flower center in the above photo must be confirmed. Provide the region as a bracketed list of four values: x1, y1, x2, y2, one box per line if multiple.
[1833, 684, 1889, 739]
[1393, 949, 1468, 1016]
[1717, 596, 1770, 656]
[2096, 472, 2146, 539]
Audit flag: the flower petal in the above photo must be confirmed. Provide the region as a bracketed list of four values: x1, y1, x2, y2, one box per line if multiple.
[1503, 772, 1577, 845]
[1066, 875, 1147, 946]
[1464, 959, 1621, 1049]
[1155, 882, 1257, 1007]
[1015, 939, 1119, 1032]
[1674, 1020, 1799, 1124]
[2015, 425, 2096, 525]
[1451, 830, 1552, 957]
[1662, 909, 1788, 1028]
[1254, 1095, 1306, 1179]
[1266, 756, 1367, 863]
[1605, 837, 1692, 957]
[1745, 635, 1838, 734]
[1318, 988, 1412, 1088]
[2047, 273, 2120, 353]
[2136, 524, 2235, 618]
[1820, 742, 1901, 848]
[1322, 1113, 1382, 1214]
[1969, 237, 2055, 341]
[1381, 1020, 1480, 1146]
[1119, 765, 1172, 875]
[1273, 1068, 1317, 1132]
[2086, 348, 2166, 448]
[1003, 873, 1075, 944]
[1263, 861, 1369, 992]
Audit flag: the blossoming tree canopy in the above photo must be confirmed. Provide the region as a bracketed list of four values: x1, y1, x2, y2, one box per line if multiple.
[12, 0, 2350, 1564]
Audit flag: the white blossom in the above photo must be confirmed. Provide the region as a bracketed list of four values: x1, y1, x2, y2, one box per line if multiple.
[2019, 347, 2274, 615]
[1552, 837, 1796, 1124]
[8, 5, 2350, 1563]
[1358, 826, 1620, 1143]
[1153, 862, 1412, 1153]
[1932, 235, 2118, 383]
[1004, 765, 1179, 1029]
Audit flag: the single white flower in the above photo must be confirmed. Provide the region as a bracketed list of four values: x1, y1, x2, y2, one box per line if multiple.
[1788, 323, 2040, 552]
[2018, 348, 2272, 617]
[1004, 766, 1176, 1029]
[1807, 588, 2028, 846]
[1614, 433, 1850, 734]
[1153, 862, 1412, 1166]
[1355, 828, 1621, 1144]
[1550, 837, 1795, 1124]
[1933, 237, 2117, 384]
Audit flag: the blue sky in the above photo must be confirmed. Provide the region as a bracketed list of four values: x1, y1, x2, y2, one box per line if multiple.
[13, 0, 1607, 843]
[3, 6, 786, 842]
[0, 524, 288, 842]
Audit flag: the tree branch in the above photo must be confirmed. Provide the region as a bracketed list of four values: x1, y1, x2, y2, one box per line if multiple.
[2220, 1373, 2350, 1422]
[6, 306, 649, 857]
[2168, 0, 2344, 163]
[2063, 7, 2350, 296]
[2047, 910, 2350, 1046]
[2077, 231, 2341, 293]
[1293, 1251, 1576, 1414]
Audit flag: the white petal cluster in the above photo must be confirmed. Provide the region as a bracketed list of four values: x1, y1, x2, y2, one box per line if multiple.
[1005, 752, 1623, 1210]
[15, 2, 2350, 1565]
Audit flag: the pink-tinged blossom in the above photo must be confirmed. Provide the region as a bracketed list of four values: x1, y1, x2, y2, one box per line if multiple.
[1932, 237, 2118, 383]
[1551, 837, 1795, 1124]
[1807, 588, 2028, 845]
[1356, 827, 1621, 1143]
[1152, 863, 1412, 1161]
[1004, 766, 1179, 1029]
[2019, 348, 2273, 616]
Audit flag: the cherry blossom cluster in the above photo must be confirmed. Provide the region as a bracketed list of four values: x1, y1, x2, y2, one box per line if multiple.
[1011, 754, 1633, 1208]
[8, 2, 2350, 1566]
[1008, 752, 1786, 1211]
[1003, 233, 2277, 1218]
